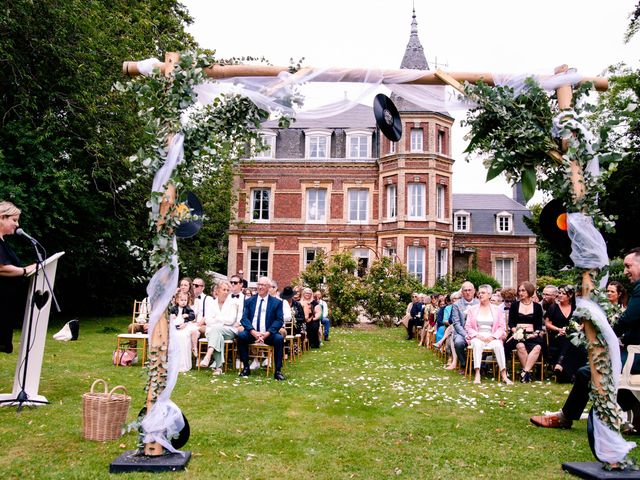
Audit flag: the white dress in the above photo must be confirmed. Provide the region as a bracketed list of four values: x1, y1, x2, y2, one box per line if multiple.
[205, 297, 242, 369]
[171, 308, 195, 373]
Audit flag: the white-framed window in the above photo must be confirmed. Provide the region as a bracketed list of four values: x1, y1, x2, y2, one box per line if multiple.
[304, 247, 322, 266]
[436, 248, 448, 279]
[348, 188, 369, 223]
[386, 184, 397, 220]
[410, 128, 423, 152]
[249, 247, 269, 283]
[306, 188, 327, 223]
[305, 129, 332, 159]
[407, 183, 425, 219]
[384, 247, 397, 263]
[495, 258, 513, 287]
[436, 184, 446, 220]
[436, 130, 446, 154]
[353, 248, 370, 277]
[407, 246, 425, 283]
[496, 211, 513, 233]
[255, 131, 276, 159]
[389, 142, 397, 154]
[250, 188, 270, 222]
[454, 211, 470, 232]
[346, 130, 372, 158]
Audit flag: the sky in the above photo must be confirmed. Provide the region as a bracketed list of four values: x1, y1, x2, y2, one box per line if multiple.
[181, 0, 639, 202]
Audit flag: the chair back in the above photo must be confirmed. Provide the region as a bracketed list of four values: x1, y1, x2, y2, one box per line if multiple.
[620, 345, 640, 399]
[132, 299, 150, 323]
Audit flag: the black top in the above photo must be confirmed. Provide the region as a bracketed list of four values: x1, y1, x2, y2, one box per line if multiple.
[0, 238, 27, 353]
[544, 302, 575, 329]
[508, 300, 544, 331]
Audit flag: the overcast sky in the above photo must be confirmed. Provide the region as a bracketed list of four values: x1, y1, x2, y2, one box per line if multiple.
[181, 0, 638, 202]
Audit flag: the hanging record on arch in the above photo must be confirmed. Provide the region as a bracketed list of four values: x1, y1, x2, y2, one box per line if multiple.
[373, 94, 402, 142]
[539, 199, 571, 253]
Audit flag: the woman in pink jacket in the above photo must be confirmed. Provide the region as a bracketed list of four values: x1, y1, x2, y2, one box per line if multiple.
[465, 284, 513, 384]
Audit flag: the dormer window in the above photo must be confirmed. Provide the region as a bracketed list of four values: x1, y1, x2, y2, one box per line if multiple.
[305, 129, 332, 159]
[454, 210, 470, 232]
[346, 129, 372, 158]
[254, 131, 276, 159]
[496, 211, 513, 233]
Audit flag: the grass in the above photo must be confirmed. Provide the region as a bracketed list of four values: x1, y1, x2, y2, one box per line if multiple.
[0, 316, 628, 479]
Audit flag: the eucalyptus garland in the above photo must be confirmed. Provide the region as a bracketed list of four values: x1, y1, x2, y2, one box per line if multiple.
[462, 78, 624, 232]
[114, 50, 270, 274]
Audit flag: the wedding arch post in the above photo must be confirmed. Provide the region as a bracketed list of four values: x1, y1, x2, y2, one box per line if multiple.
[143, 51, 180, 458]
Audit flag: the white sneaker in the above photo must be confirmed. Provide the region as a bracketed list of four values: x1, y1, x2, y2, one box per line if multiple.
[262, 358, 270, 367]
[250, 358, 260, 370]
[212, 367, 223, 375]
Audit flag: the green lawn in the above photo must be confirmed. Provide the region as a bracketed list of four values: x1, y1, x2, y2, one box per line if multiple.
[0, 317, 628, 479]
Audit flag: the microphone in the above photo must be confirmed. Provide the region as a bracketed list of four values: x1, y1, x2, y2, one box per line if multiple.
[15, 228, 38, 244]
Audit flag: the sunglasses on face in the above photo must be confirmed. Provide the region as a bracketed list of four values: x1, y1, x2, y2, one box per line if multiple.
[193, 284, 204, 288]
[230, 281, 240, 285]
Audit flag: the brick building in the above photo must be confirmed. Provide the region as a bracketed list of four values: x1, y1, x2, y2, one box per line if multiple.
[227, 9, 536, 289]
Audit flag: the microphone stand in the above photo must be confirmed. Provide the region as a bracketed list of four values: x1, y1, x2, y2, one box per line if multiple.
[0, 237, 60, 411]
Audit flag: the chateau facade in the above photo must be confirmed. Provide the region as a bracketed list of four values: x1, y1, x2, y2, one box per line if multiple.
[227, 10, 536, 289]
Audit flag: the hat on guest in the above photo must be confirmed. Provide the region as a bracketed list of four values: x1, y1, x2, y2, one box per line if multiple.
[281, 286, 296, 300]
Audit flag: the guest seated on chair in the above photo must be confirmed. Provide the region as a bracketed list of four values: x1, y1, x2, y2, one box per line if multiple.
[199, 280, 242, 375]
[465, 284, 512, 384]
[545, 284, 586, 383]
[508, 281, 544, 383]
[170, 291, 196, 373]
[128, 297, 150, 334]
[237, 276, 286, 381]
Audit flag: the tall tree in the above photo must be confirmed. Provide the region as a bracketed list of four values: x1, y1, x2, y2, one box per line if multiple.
[0, 0, 195, 314]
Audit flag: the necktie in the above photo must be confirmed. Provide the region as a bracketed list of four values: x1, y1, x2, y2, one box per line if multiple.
[256, 298, 264, 332]
[231, 294, 240, 298]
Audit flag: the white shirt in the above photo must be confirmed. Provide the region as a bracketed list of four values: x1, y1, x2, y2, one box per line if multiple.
[208, 296, 242, 329]
[252, 295, 269, 333]
[194, 294, 215, 323]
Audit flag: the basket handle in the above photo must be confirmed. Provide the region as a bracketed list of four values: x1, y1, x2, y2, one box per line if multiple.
[107, 385, 128, 399]
[90, 379, 108, 394]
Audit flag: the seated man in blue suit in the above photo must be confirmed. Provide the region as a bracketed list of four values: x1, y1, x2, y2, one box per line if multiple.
[237, 276, 286, 381]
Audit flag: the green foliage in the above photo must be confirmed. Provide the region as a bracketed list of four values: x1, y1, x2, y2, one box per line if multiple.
[596, 65, 640, 258]
[323, 252, 365, 326]
[0, 0, 195, 314]
[462, 79, 625, 233]
[298, 249, 329, 292]
[360, 257, 422, 326]
[117, 51, 267, 273]
[454, 269, 500, 290]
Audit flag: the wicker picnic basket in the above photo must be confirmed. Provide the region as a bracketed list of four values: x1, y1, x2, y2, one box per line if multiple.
[82, 379, 131, 441]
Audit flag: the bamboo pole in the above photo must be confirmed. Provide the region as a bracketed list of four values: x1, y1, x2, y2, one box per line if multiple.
[143, 52, 180, 457]
[122, 60, 608, 92]
[555, 66, 609, 429]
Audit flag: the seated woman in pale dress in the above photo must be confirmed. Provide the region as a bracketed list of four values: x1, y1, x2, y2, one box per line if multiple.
[170, 291, 196, 373]
[198, 281, 242, 375]
[465, 284, 512, 384]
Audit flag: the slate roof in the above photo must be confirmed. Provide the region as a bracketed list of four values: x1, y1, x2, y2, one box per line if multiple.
[262, 102, 375, 130]
[453, 193, 535, 236]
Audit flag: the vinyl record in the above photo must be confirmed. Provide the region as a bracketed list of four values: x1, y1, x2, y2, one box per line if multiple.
[539, 199, 571, 253]
[373, 94, 402, 142]
[175, 191, 203, 239]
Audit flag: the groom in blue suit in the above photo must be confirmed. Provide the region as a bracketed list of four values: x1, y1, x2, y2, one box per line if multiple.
[237, 276, 285, 380]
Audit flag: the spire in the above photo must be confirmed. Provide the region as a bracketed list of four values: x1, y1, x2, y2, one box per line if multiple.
[400, 6, 429, 70]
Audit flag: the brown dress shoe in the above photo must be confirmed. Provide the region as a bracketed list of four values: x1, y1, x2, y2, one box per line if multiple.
[530, 413, 572, 429]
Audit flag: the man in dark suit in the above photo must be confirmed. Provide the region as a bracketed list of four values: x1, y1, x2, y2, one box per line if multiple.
[531, 247, 640, 428]
[237, 276, 286, 381]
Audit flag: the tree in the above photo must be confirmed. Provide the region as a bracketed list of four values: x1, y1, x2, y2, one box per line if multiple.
[360, 256, 421, 326]
[0, 0, 195, 313]
[323, 252, 364, 326]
